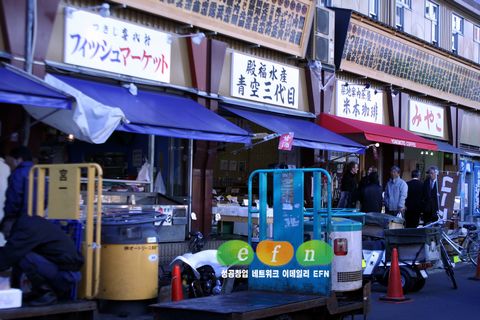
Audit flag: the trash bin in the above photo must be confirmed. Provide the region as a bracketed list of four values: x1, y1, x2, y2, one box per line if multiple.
[98, 212, 166, 300]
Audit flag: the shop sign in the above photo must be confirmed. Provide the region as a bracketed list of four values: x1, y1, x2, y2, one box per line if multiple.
[474, 166, 480, 216]
[341, 21, 480, 106]
[438, 172, 459, 219]
[408, 101, 444, 138]
[64, 8, 171, 83]
[336, 80, 383, 124]
[231, 52, 299, 109]
[111, 0, 315, 58]
[278, 132, 294, 151]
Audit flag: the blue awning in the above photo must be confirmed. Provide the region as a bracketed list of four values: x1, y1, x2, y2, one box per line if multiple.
[435, 141, 467, 155]
[54, 75, 251, 144]
[222, 106, 365, 153]
[0, 64, 72, 109]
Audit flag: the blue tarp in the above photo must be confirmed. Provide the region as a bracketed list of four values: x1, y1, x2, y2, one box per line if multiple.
[55, 75, 251, 144]
[0, 65, 72, 109]
[435, 140, 467, 155]
[222, 106, 365, 153]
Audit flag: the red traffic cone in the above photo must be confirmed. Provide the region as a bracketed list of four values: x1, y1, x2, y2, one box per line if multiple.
[171, 264, 184, 301]
[380, 248, 411, 302]
[468, 253, 480, 281]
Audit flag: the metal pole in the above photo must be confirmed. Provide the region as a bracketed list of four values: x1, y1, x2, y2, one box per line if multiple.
[23, 0, 36, 146]
[149, 135, 155, 192]
[25, 0, 35, 74]
[168, 138, 175, 197]
[187, 139, 193, 234]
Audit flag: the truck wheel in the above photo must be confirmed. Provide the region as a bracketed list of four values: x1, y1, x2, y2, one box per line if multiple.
[382, 267, 414, 293]
[410, 271, 426, 292]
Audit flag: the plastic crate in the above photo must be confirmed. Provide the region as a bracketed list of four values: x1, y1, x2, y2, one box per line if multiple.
[384, 228, 441, 262]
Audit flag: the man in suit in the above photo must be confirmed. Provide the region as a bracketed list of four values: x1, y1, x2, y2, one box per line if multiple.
[405, 170, 423, 228]
[422, 166, 440, 224]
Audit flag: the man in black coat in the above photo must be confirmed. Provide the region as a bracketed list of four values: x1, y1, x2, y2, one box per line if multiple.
[359, 172, 383, 213]
[422, 166, 440, 224]
[0, 215, 84, 306]
[405, 170, 424, 227]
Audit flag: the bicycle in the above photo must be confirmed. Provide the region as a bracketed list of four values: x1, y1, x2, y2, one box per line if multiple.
[425, 218, 480, 266]
[424, 216, 479, 289]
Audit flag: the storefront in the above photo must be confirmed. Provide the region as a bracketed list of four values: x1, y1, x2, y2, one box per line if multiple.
[460, 111, 480, 221]
[210, 51, 364, 233]
[318, 78, 438, 186]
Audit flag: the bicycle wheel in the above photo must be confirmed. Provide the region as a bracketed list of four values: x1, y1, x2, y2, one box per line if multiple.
[440, 242, 458, 289]
[466, 238, 480, 266]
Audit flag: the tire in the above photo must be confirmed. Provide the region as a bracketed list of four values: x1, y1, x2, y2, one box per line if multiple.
[410, 272, 426, 292]
[382, 267, 414, 293]
[466, 239, 480, 266]
[440, 242, 458, 290]
[399, 267, 414, 293]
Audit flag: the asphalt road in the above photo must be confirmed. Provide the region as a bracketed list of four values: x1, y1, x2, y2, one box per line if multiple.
[357, 263, 480, 320]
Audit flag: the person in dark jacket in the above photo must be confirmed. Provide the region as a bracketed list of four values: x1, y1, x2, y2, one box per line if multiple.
[422, 166, 440, 224]
[4, 147, 34, 220]
[337, 161, 359, 208]
[359, 172, 383, 213]
[405, 170, 424, 227]
[0, 215, 84, 306]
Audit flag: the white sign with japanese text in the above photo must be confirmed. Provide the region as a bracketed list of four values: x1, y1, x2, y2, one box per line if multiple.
[408, 101, 444, 138]
[336, 81, 384, 124]
[64, 8, 171, 83]
[230, 52, 299, 109]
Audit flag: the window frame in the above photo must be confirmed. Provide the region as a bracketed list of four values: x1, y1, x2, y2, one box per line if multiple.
[452, 13, 464, 35]
[369, 0, 379, 20]
[397, 0, 412, 9]
[396, 4, 405, 31]
[452, 33, 459, 53]
[474, 25, 480, 43]
[425, 1, 439, 45]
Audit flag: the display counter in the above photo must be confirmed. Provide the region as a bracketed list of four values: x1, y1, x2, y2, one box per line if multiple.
[212, 205, 273, 236]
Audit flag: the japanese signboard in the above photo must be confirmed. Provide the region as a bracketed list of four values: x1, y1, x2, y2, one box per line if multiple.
[474, 165, 480, 216]
[111, 0, 315, 58]
[341, 21, 480, 107]
[408, 101, 444, 138]
[278, 132, 294, 151]
[64, 8, 171, 83]
[231, 52, 299, 109]
[336, 80, 383, 124]
[438, 172, 459, 219]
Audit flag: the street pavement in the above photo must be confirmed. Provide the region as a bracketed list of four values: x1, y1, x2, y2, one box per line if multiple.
[98, 264, 480, 319]
[357, 263, 480, 319]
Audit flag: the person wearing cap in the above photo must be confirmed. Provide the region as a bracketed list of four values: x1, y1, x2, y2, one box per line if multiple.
[384, 166, 408, 216]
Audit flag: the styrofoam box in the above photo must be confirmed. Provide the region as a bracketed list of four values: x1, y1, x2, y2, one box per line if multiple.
[0, 289, 22, 309]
